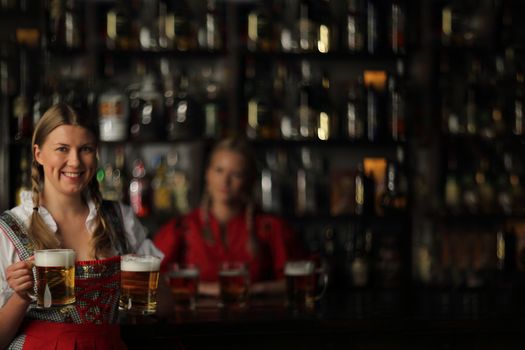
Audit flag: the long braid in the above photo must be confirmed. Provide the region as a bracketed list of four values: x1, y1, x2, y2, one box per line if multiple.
[200, 191, 214, 243]
[245, 199, 259, 258]
[28, 158, 60, 249]
[88, 177, 114, 258]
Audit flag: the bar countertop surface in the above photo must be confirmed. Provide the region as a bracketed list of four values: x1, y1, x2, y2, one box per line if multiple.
[120, 289, 525, 350]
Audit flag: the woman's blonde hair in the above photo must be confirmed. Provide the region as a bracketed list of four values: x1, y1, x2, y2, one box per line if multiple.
[200, 136, 259, 255]
[30, 103, 114, 258]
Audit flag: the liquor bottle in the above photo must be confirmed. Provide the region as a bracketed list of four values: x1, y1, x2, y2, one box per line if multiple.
[354, 163, 375, 216]
[138, 0, 159, 50]
[381, 158, 406, 215]
[295, 148, 319, 215]
[496, 172, 512, 215]
[462, 172, 479, 214]
[161, 0, 197, 51]
[260, 150, 284, 213]
[13, 49, 32, 141]
[475, 158, 494, 214]
[296, 0, 315, 52]
[166, 149, 190, 214]
[15, 150, 31, 206]
[246, 61, 274, 140]
[343, 77, 365, 140]
[106, 0, 133, 50]
[350, 225, 372, 287]
[389, 0, 405, 53]
[47, 0, 83, 49]
[316, 70, 333, 140]
[1, 42, 17, 98]
[166, 71, 203, 140]
[513, 71, 525, 136]
[151, 155, 173, 216]
[296, 60, 316, 139]
[464, 59, 481, 136]
[199, 0, 223, 50]
[313, 0, 334, 53]
[365, 80, 380, 142]
[388, 60, 406, 142]
[365, 0, 379, 54]
[129, 158, 151, 218]
[343, 0, 364, 53]
[444, 156, 462, 215]
[247, 1, 276, 52]
[98, 80, 129, 142]
[130, 73, 164, 141]
[201, 67, 224, 138]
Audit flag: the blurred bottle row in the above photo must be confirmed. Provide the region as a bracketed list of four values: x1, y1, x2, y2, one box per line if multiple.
[14, 143, 408, 222]
[244, 59, 406, 142]
[414, 220, 525, 289]
[0, 0, 408, 54]
[304, 222, 404, 290]
[2, 44, 407, 143]
[440, 51, 525, 138]
[443, 142, 525, 216]
[439, 0, 525, 50]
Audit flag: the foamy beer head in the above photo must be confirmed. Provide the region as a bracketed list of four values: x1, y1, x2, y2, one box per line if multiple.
[120, 254, 161, 315]
[34, 249, 76, 268]
[34, 249, 76, 308]
[284, 260, 316, 310]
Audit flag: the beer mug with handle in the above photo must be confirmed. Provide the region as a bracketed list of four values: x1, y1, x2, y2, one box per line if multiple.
[284, 260, 328, 311]
[33, 249, 76, 308]
[120, 254, 161, 315]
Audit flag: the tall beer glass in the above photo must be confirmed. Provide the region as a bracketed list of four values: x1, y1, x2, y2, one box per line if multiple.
[218, 261, 249, 308]
[119, 254, 161, 315]
[284, 260, 327, 311]
[167, 263, 200, 311]
[34, 249, 76, 308]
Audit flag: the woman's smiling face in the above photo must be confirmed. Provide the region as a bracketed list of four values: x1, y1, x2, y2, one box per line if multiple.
[34, 124, 98, 198]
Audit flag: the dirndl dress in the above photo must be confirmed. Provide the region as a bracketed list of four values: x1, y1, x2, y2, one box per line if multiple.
[0, 201, 130, 350]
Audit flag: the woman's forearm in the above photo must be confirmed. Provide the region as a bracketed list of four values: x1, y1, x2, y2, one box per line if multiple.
[250, 279, 286, 296]
[0, 293, 30, 349]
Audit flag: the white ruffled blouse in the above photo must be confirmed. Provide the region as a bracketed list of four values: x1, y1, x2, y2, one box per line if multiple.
[0, 191, 163, 307]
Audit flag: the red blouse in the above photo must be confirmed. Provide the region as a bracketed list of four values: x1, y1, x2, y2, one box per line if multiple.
[153, 208, 304, 282]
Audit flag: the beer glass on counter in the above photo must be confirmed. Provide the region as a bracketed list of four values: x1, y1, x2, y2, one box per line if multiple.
[34, 249, 76, 308]
[120, 254, 161, 315]
[284, 260, 328, 311]
[218, 261, 249, 308]
[167, 263, 200, 311]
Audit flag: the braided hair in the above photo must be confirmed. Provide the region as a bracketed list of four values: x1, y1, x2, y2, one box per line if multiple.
[29, 103, 115, 258]
[200, 137, 259, 256]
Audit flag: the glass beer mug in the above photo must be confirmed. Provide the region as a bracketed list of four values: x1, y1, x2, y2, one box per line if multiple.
[284, 260, 328, 311]
[167, 263, 200, 311]
[33, 249, 76, 308]
[218, 261, 250, 309]
[119, 254, 161, 315]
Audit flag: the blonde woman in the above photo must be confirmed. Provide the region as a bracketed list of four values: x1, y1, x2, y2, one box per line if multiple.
[0, 103, 162, 349]
[154, 137, 305, 296]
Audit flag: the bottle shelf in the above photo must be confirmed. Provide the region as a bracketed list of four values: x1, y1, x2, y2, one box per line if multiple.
[251, 139, 405, 150]
[243, 51, 407, 62]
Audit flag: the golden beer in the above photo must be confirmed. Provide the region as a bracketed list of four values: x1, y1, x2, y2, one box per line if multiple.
[168, 265, 199, 311]
[284, 261, 316, 310]
[218, 262, 249, 308]
[119, 255, 161, 315]
[34, 249, 76, 308]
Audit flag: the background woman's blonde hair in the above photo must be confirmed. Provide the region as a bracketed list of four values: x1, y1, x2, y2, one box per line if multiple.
[200, 136, 259, 255]
[30, 103, 114, 258]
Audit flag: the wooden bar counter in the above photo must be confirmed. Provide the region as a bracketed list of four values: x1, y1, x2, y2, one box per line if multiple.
[120, 289, 525, 350]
